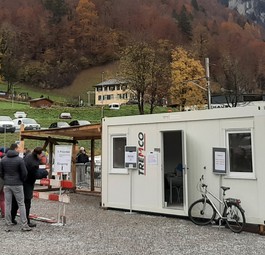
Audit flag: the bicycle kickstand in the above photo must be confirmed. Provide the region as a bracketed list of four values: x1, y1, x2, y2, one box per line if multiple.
[218, 218, 222, 229]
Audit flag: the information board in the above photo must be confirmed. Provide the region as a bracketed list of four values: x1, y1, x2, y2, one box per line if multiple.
[125, 146, 137, 169]
[54, 145, 72, 173]
[213, 147, 226, 174]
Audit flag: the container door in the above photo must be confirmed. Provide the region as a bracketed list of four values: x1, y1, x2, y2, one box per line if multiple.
[163, 130, 188, 214]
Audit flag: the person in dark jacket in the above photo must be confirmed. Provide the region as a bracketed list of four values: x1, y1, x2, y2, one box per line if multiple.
[12, 147, 48, 228]
[0, 143, 32, 232]
[76, 147, 89, 163]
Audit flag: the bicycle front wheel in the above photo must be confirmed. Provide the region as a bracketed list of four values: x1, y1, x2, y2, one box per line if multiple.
[188, 198, 216, 225]
[224, 202, 246, 233]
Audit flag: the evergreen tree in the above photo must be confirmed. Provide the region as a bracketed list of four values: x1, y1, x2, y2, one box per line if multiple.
[178, 5, 193, 40]
[191, 0, 199, 11]
[42, 0, 69, 24]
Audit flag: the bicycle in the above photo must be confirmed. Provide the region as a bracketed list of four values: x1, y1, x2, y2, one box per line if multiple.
[188, 175, 246, 233]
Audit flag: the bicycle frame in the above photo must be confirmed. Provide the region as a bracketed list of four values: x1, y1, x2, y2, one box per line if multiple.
[189, 176, 246, 233]
[200, 185, 227, 219]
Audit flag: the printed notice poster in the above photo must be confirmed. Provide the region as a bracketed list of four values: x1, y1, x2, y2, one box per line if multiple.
[125, 150, 137, 163]
[125, 146, 137, 169]
[147, 152, 158, 165]
[54, 145, 72, 173]
[213, 148, 226, 174]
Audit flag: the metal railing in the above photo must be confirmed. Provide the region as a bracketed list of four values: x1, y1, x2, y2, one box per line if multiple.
[75, 163, 101, 191]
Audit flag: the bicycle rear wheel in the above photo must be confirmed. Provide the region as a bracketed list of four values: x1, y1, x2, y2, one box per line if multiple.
[188, 198, 216, 225]
[224, 202, 246, 233]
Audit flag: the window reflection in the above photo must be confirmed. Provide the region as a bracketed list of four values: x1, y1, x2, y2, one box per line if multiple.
[229, 133, 252, 173]
[113, 137, 126, 168]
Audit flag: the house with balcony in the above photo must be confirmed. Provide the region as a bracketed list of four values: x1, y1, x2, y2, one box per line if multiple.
[94, 79, 134, 106]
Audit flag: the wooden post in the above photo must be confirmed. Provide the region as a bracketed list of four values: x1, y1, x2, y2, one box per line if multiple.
[71, 143, 79, 189]
[48, 142, 53, 180]
[259, 225, 265, 235]
[90, 139, 95, 191]
[19, 124, 25, 153]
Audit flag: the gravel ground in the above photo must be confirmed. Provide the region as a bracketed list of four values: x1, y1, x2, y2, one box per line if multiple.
[1, 193, 265, 255]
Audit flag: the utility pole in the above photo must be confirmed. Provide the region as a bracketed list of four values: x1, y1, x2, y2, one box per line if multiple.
[205, 58, 211, 109]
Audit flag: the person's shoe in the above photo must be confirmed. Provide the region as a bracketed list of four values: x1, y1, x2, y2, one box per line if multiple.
[28, 222, 37, 228]
[12, 219, 17, 225]
[5, 224, 14, 232]
[21, 225, 32, 232]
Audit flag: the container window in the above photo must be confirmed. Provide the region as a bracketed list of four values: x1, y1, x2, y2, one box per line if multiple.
[226, 130, 254, 178]
[113, 137, 126, 169]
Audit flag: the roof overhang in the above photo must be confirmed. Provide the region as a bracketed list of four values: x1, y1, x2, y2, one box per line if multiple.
[20, 123, 102, 142]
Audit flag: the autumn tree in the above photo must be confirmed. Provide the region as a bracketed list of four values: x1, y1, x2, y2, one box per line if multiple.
[119, 41, 172, 114]
[216, 53, 256, 107]
[75, 0, 98, 52]
[170, 47, 206, 111]
[0, 24, 21, 93]
[146, 40, 172, 114]
[119, 42, 155, 114]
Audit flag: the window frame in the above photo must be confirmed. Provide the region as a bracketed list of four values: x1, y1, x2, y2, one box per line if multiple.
[109, 135, 128, 174]
[225, 128, 255, 179]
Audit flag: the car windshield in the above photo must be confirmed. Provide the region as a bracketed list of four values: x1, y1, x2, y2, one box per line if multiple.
[22, 118, 37, 124]
[0, 116, 12, 121]
[58, 122, 70, 127]
[78, 121, 90, 125]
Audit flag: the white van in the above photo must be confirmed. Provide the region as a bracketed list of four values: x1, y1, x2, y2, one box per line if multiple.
[108, 103, 120, 110]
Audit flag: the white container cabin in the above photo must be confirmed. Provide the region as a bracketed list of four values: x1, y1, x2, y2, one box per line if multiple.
[101, 106, 265, 225]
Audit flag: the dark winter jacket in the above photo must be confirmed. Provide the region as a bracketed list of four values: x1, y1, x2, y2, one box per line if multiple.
[23, 152, 48, 200]
[0, 150, 27, 186]
[76, 152, 89, 163]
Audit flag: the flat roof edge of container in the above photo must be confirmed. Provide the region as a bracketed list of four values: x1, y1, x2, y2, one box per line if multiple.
[102, 106, 265, 126]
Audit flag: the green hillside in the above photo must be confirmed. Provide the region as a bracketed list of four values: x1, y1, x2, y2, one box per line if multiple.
[0, 61, 174, 152]
[51, 62, 119, 100]
[0, 61, 119, 104]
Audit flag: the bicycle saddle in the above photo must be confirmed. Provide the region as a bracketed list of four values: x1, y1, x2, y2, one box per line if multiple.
[220, 186, 230, 191]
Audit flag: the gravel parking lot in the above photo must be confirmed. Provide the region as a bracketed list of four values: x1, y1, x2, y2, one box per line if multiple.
[1, 193, 264, 255]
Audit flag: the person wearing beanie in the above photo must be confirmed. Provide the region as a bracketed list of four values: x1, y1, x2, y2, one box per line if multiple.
[76, 147, 89, 163]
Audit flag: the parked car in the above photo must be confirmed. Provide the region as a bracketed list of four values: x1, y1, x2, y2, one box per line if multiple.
[0, 116, 16, 133]
[69, 120, 91, 126]
[49, 122, 70, 129]
[108, 103, 120, 110]
[59, 112, 72, 119]
[13, 118, 41, 131]
[14, 111, 27, 118]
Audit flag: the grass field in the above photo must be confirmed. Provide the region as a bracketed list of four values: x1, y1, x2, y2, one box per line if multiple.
[0, 100, 173, 153]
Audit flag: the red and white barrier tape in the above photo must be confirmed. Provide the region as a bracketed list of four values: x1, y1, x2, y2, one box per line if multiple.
[33, 191, 70, 203]
[35, 178, 73, 189]
[17, 213, 57, 224]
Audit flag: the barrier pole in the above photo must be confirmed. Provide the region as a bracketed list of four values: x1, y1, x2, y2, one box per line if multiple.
[52, 173, 64, 226]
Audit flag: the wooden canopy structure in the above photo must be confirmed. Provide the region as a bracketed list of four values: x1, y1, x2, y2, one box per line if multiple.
[19, 123, 102, 192]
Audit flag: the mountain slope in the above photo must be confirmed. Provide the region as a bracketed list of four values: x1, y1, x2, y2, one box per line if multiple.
[227, 0, 265, 27]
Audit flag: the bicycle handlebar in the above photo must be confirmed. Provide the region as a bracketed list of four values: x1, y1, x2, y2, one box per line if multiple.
[198, 175, 207, 192]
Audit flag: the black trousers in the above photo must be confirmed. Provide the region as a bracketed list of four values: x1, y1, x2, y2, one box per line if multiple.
[11, 197, 32, 223]
[11, 183, 34, 224]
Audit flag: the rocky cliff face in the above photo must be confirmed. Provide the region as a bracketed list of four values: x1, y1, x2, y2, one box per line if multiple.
[228, 0, 265, 26]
